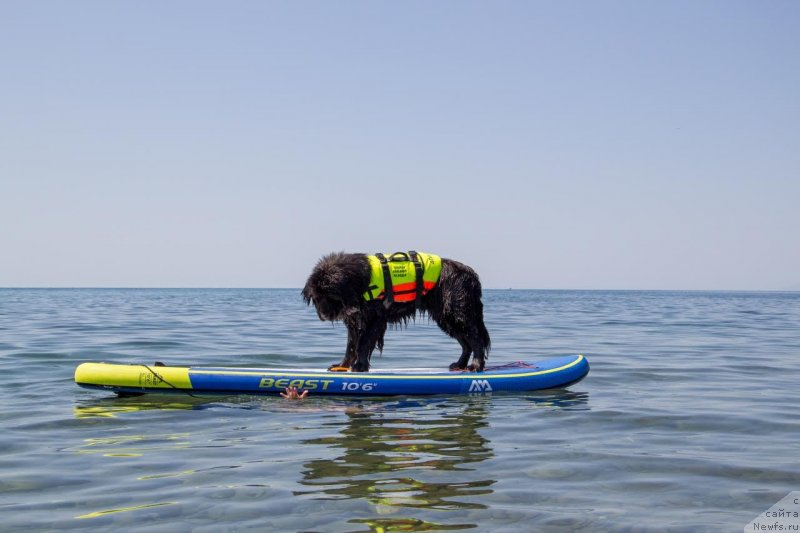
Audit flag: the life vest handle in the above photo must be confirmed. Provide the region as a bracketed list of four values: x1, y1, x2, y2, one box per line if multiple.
[388, 252, 411, 262]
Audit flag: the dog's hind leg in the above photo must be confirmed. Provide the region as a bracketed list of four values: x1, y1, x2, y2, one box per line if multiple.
[433, 314, 474, 371]
[448, 337, 473, 371]
[468, 334, 487, 372]
[463, 313, 491, 371]
[448, 322, 490, 372]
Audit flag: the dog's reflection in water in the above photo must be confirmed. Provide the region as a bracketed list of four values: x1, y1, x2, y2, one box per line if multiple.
[294, 396, 495, 528]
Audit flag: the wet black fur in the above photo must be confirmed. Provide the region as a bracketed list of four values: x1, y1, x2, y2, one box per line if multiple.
[302, 252, 491, 372]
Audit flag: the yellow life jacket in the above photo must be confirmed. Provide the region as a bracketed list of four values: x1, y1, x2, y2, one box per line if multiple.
[363, 251, 442, 303]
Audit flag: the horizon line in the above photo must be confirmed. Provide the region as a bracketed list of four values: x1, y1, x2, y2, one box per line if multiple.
[1, 286, 798, 293]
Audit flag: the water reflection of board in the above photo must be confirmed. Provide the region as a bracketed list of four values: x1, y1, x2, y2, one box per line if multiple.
[74, 354, 588, 397]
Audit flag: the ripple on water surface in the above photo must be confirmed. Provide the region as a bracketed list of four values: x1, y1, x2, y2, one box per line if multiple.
[0, 289, 799, 531]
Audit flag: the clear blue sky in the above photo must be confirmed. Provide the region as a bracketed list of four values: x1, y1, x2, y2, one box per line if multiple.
[1, 1, 798, 290]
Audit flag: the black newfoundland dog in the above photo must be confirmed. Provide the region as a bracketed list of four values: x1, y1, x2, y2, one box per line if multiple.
[302, 251, 490, 372]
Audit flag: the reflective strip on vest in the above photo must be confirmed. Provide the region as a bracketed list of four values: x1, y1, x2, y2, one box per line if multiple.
[363, 251, 442, 302]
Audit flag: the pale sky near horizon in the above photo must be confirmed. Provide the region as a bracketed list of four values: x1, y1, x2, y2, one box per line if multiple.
[1, 1, 798, 290]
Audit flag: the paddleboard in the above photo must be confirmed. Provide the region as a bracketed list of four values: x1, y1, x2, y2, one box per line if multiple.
[74, 354, 588, 397]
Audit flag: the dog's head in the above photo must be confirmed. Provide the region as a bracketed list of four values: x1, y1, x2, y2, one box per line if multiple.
[302, 252, 368, 321]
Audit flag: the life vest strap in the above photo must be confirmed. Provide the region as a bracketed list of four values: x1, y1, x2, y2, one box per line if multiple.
[409, 250, 424, 303]
[364, 284, 380, 300]
[375, 253, 394, 306]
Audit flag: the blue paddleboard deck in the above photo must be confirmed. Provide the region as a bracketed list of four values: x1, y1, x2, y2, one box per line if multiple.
[75, 354, 588, 397]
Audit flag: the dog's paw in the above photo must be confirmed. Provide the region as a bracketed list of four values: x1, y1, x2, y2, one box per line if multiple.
[449, 362, 469, 372]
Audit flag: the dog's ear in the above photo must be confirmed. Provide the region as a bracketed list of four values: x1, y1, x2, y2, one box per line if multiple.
[304, 252, 363, 308]
[302, 269, 334, 306]
[316, 267, 357, 306]
[331, 277, 361, 308]
[301, 284, 314, 305]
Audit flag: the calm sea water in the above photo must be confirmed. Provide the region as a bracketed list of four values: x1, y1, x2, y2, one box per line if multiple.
[0, 289, 798, 532]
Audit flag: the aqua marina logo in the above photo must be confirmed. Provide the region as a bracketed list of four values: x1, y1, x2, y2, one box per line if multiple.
[468, 379, 492, 392]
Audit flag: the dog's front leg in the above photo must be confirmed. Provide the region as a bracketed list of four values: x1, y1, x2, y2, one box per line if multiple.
[351, 330, 371, 372]
[342, 333, 357, 368]
[351, 318, 387, 372]
[340, 318, 361, 369]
